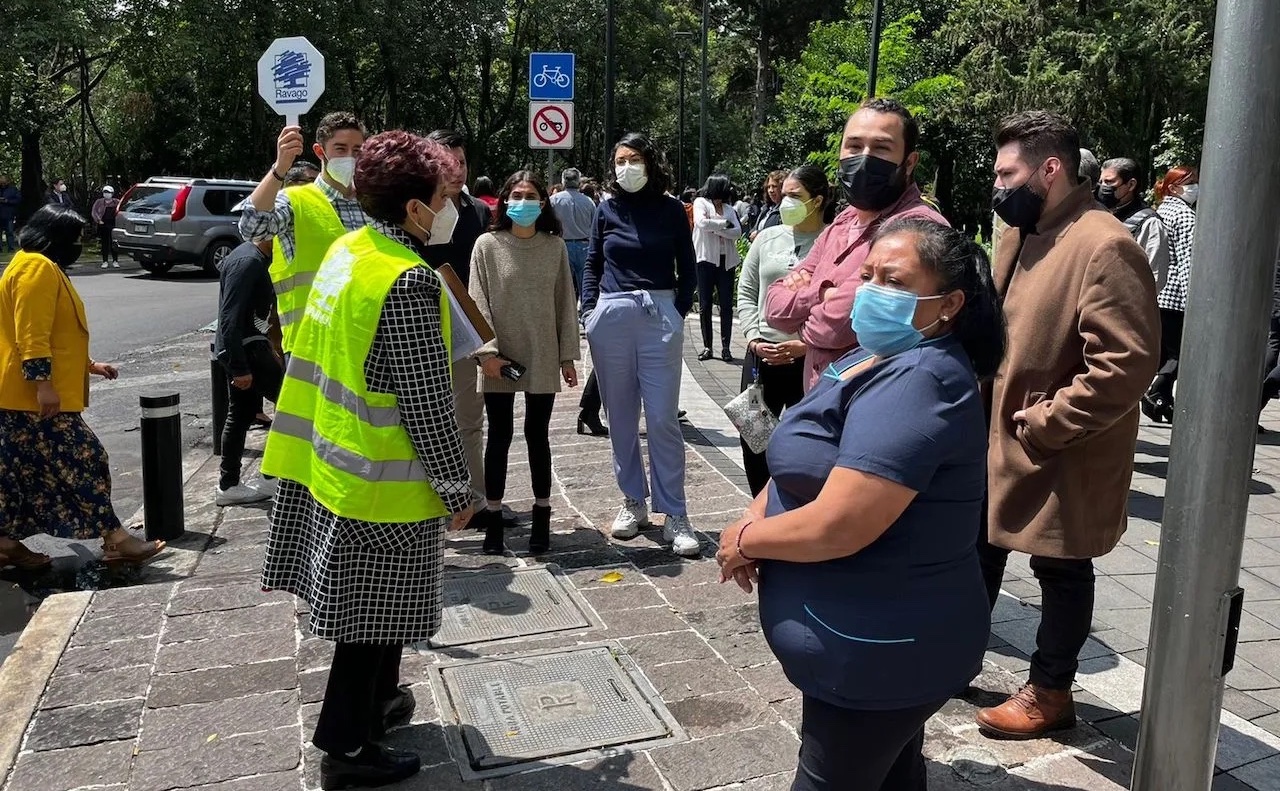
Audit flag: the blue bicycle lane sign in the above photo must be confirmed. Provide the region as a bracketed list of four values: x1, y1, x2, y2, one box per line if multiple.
[529, 52, 575, 101]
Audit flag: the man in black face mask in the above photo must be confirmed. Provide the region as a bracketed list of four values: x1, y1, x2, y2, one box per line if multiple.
[765, 97, 948, 391]
[978, 111, 1160, 740]
[1098, 157, 1170, 290]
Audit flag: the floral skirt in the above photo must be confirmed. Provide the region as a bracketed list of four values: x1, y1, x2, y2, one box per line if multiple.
[0, 410, 122, 541]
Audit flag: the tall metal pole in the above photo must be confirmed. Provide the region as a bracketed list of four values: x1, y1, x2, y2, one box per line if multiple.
[677, 51, 687, 189]
[698, 0, 709, 184]
[866, 0, 884, 98]
[603, 0, 616, 170]
[1132, 2, 1280, 788]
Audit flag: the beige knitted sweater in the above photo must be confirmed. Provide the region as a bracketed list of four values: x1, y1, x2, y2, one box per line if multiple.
[468, 230, 580, 394]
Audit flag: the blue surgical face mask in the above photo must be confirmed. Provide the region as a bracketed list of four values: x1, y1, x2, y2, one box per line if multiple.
[850, 282, 946, 358]
[506, 199, 542, 227]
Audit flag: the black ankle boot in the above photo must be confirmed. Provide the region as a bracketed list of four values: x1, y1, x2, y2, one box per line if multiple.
[320, 743, 420, 790]
[577, 410, 609, 437]
[482, 509, 505, 555]
[530, 505, 552, 554]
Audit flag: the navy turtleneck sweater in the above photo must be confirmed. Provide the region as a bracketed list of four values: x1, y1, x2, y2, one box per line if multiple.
[580, 189, 697, 316]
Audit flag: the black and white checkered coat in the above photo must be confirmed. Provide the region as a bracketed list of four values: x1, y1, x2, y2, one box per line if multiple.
[1155, 196, 1196, 313]
[261, 225, 472, 644]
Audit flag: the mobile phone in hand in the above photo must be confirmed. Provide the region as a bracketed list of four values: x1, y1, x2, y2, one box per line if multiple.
[500, 361, 527, 382]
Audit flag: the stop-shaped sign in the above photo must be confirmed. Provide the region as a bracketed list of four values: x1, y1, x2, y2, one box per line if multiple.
[257, 37, 326, 126]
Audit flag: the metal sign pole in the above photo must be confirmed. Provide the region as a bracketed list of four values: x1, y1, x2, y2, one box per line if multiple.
[867, 0, 884, 98]
[1132, 1, 1280, 787]
[698, 0, 709, 184]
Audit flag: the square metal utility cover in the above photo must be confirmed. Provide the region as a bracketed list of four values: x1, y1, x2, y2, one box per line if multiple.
[430, 643, 686, 780]
[429, 565, 597, 648]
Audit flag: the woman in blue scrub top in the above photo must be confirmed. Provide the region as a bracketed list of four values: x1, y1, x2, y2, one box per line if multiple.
[716, 217, 1005, 791]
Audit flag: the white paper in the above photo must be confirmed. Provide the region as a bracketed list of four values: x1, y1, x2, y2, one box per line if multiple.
[440, 278, 484, 362]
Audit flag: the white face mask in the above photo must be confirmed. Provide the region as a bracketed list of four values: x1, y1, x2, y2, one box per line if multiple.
[615, 163, 648, 193]
[1180, 184, 1200, 206]
[412, 199, 459, 246]
[57, 184, 67, 193]
[325, 156, 357, 189]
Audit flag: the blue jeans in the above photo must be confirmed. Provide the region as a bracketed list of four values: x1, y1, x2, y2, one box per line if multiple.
[565, 240, 588, 300]
[1, 217, 15, 252]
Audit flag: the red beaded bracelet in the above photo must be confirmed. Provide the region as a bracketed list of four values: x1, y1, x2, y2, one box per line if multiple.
[736, 520, 755, 561]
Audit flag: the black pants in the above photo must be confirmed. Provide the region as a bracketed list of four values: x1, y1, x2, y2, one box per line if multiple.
[1148, 308, 1184, 401]
[1260, 316, 1280, 408]
[219, 341, 284, 489]
[579, 370, 601, 417]
[98, 225, 117, 262]
[791, 694, 947, 791]
[740, 349, 806, 495]
[484, 392, 556, 501]
[312, 643, 403, 755]
[977, 531, 1095, 690]
[696, 260, 735, 351]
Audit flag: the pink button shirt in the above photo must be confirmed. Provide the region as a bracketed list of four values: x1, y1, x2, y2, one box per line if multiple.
[764, 184, 949, 390]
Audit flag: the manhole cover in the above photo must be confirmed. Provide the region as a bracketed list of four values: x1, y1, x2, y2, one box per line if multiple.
[429, 565, 596, 647]
[431, 643, 685, 780]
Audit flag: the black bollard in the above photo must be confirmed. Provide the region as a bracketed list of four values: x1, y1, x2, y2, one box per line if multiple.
[210, 342, 228, 456]
[140, 391, 185, 541]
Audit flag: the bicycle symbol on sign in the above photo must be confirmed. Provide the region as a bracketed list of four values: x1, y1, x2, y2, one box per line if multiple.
[533, 65, 571, 89]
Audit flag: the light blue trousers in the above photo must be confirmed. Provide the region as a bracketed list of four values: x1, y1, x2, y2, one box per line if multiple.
[585, 290, 687, 516]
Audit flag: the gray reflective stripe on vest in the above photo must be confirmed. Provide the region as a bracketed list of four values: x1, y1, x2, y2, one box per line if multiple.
[286, 358, 401, 428]
[272, 413, 426, 482]
[273, 270, 318, 297]
[278, 307, 305, 327]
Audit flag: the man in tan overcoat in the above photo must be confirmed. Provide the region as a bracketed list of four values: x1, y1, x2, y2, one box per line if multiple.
[975, 111, 1161, 739]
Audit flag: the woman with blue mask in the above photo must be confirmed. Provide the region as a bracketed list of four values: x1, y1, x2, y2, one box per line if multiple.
[469, 171, 580, 555]
[715, 217, 1005, 791]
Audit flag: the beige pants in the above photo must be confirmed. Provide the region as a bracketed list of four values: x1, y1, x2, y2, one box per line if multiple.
[451, 358, 485, 501]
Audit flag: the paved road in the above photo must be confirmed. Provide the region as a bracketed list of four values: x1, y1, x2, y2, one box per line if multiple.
[0, 258, 221, 657]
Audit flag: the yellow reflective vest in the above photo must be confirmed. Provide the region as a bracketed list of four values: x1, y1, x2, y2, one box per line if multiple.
[269, 184, 347, 354]
[262, 226, 453, 523]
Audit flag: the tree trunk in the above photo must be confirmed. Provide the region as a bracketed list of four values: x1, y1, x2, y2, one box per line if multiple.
[752, 27, 772, 148]
[20, 130, 44, 224]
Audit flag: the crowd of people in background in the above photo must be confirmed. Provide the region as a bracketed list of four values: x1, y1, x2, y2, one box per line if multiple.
[0, 94, 1232, 791]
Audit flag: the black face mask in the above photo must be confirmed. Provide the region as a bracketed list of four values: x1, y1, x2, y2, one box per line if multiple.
[837, 154, 909, 212]
[1095, 184, 1119, 209]
[992, 176, 1046, 232]
[44, 242, 82, 269]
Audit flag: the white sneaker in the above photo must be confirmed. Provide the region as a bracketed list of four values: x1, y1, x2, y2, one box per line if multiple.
[245, 477, 278, 498]
[111, 261, 121, 268]
[100, 262, 109, 269]
[663, 515, 700, 557]
[610, 498, 650, 539]
[215, 484, 271, 506]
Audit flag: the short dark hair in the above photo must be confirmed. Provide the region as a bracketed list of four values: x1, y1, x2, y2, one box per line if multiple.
[354, 131, 462, 223]
[426, 129, 466, 150]
[316, 112, 366, 145]
[491, 170, 562, 236]
[874, 217, 1007, 378]
[680, 187, 696, 203]
[995, 111, 1081, 178]
[607, 132, 672, 197]
[285, 162, 320, 188]
[473, 175, 497, 198]
[859, 98, 920, 155]
[20, 205, 86, 255]
[701, 173, 733, 202]
[1103, 157, 1141, 185]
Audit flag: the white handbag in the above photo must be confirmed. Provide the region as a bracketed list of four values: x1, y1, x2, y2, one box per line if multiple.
[723, 373, 779, 454]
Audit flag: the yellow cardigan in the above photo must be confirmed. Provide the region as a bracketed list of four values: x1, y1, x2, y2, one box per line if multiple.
[0, 251, 92, 413]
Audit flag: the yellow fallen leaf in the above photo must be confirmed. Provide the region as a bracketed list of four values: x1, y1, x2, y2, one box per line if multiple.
[1144, 540, 1160, 546]
[505, 730, 519, 737]
[207, 734, 218, 742]
[599, 571, 624, 584]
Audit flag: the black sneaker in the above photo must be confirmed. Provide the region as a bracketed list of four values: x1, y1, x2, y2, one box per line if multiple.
[319, 743, 420, 790]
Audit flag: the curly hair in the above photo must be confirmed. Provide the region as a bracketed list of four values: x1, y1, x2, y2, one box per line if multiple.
[607, 132, 672, 197]
[353, 131, 463, 223]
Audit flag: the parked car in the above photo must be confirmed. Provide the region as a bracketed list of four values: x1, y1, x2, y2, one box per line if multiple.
[112, 177, 256, 275]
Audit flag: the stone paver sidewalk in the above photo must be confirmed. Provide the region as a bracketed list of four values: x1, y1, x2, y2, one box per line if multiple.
[0, 332, 1268, 790]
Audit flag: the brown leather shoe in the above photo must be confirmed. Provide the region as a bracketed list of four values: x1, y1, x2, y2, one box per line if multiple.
[976, 683, 1076, 740]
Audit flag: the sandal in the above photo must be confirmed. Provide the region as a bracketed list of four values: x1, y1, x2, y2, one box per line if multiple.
[0, 541, 53, 572]
[101, 533, 166, 566]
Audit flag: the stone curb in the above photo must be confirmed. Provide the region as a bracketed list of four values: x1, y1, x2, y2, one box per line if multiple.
[0, 591, 92, 789]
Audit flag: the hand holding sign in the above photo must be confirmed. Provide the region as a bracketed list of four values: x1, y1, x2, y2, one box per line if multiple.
[275, 126, 306, 175]
[257, 37, 326, 128]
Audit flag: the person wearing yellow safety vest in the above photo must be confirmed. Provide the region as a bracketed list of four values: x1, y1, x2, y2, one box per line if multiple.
[259, 131, 473, 791]
[239, 112, 370, 355]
